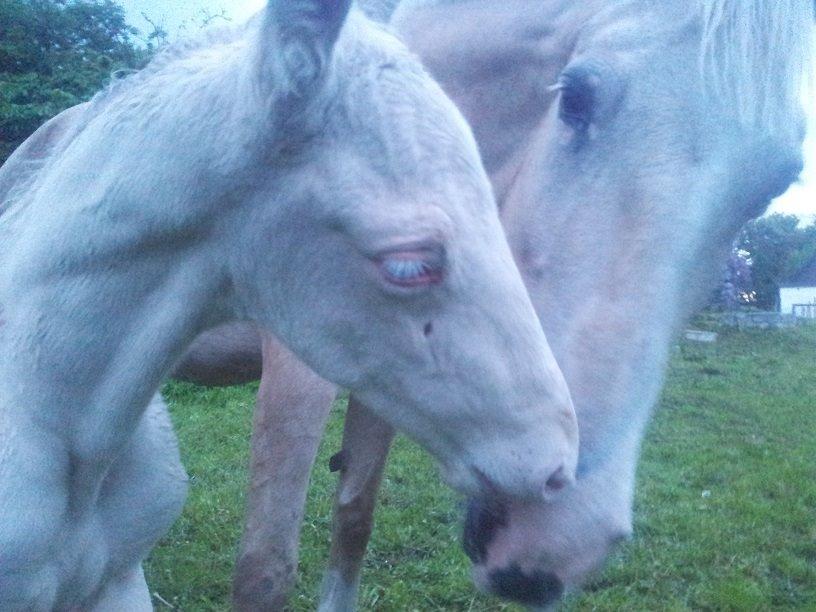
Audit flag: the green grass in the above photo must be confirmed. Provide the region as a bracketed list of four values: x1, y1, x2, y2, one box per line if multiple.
[144, 325, 816, 610]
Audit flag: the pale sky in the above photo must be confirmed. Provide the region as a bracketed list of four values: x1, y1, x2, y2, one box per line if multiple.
[120, 1, 816, 225]
[119, 0, 263, 37]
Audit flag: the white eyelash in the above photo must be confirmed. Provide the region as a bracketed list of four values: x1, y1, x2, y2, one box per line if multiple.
[383, 258, 428, 280]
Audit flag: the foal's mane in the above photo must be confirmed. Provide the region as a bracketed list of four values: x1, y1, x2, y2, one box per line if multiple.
[0, 19, 250, 217]
[357, 0, 402, 22]
[92, 18, 251, 112]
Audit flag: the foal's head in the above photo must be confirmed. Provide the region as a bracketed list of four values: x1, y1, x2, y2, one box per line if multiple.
[230, 1, 578, 501]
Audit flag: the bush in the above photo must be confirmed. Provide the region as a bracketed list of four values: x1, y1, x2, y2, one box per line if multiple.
[0, 0, 148, 164]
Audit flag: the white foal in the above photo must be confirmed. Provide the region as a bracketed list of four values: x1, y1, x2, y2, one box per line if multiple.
[0, 1, 579, 609]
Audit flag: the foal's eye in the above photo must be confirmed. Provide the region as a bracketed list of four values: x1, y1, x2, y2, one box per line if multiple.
[556, 73, 595, 133]
[378, 249, 444, 288]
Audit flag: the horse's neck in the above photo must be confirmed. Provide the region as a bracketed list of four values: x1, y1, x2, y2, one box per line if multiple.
[1, 19, 265, 468]
[394, 0, 598, 202]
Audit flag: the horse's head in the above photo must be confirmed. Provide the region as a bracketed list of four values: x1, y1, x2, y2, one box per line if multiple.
[394, 0, 812, 604]
[233, 1, 578, 502]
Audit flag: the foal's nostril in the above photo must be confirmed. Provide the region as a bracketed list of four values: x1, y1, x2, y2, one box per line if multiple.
[544, 464, 572, 495]
[489, 566, 564, 607]
[463, 497, 507, 564]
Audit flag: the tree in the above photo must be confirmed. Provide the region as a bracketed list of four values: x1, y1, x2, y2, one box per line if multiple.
[0, 0, 147, 163]
[714, 247, 754, 310]
[735, 214, 816, 309]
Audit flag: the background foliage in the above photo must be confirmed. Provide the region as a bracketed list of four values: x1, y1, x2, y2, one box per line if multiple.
[0, 0, 148, 162]
[733, 214, 816, 309]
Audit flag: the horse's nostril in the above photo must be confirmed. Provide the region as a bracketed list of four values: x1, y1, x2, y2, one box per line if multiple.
[462, 497, 507, 564]
[489, 566, 564, 606]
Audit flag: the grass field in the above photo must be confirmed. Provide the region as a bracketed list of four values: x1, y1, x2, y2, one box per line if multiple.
[144, 325, 816, 611]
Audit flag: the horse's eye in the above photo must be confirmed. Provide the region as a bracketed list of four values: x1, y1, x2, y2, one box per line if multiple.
[557, 75, 595, 132]
[379, 249, 444, 288]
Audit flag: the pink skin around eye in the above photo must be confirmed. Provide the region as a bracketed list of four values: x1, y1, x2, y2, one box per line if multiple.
[378, 251, 444, 288]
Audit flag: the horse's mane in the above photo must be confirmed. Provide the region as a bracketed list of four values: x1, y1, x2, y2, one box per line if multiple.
[700, 0, 814, 136]
[356, 0, 402, 22]
[396, 0, 814, 135]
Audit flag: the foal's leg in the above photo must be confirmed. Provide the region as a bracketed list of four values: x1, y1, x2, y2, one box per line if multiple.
[233, 334, 338, 611]
[93, 394, 188, 611]
[89, 566, 152, 611]
[0, 393, 186, 611]
[319, 396, 394, 612]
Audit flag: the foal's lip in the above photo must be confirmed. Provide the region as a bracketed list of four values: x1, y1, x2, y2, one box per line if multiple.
[472, 465, 504, 498]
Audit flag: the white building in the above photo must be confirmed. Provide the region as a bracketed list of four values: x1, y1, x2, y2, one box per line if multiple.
[779, 259, 816, 318]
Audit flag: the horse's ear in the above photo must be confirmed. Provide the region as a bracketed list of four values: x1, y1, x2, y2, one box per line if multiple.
[261, 0, 353, 99]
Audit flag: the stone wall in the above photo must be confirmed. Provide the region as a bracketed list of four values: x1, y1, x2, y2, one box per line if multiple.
[717, 311, 801, 329]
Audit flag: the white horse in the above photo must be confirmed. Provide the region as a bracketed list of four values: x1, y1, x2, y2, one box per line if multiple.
[0, 1, 581, 609]
[170, 0, 814, 609]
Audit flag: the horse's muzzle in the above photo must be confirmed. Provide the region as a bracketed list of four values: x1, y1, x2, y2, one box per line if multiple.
[464, 498, 564, 607]
[488, 565, 564, 607]
[463, 496, 507, 564]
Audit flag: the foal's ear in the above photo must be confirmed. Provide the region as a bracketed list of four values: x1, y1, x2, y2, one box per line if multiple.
[261, 0, 353, 99]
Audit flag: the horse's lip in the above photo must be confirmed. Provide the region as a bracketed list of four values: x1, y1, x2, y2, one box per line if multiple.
[462, 495, 508, 564]
[473, 563, 565, 609]
[487, 565, 564, 608]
